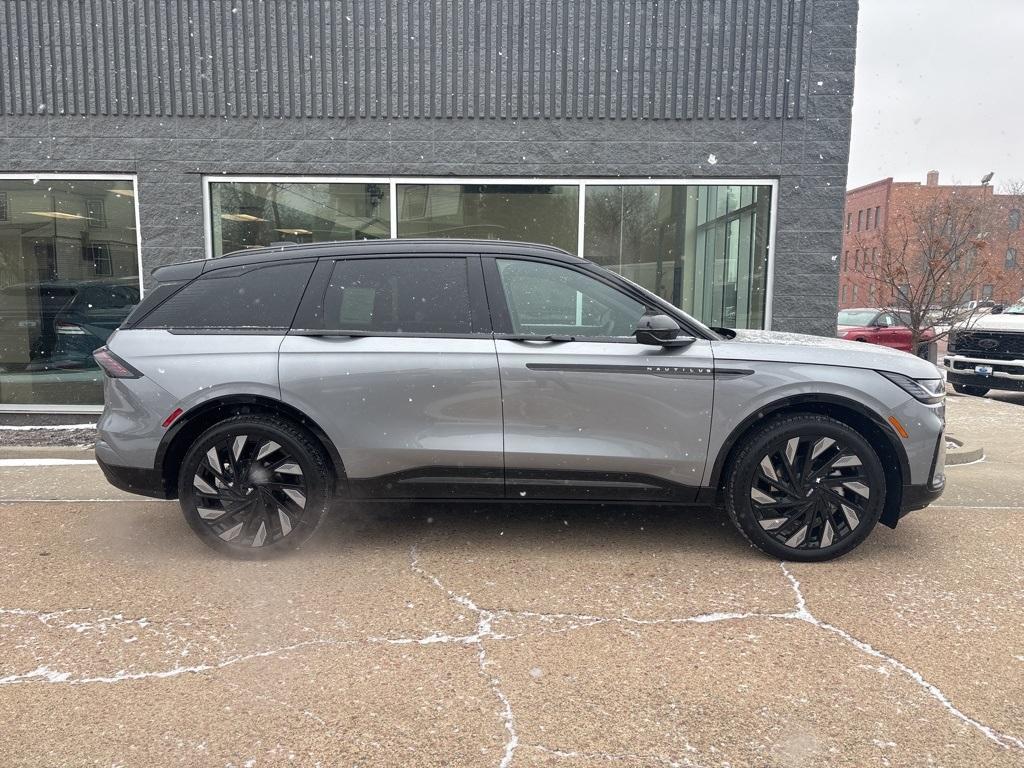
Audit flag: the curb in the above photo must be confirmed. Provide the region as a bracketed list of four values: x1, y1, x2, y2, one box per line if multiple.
[945, 436, 984, 466]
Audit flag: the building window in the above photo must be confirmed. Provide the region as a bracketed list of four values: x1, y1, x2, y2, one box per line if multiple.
[84, 243, 112, 275]
[0, 175, 140, 408]
[209, 181, 391, 257]
[843, 250, 849, 270]
[841, 284, 848, 303]
[896, 283, 911, 300]
[868, 284, 876, 303]
[852, 285, 858, 302]
[1007, 248, 1019, 268]
[396, 183, 579, 254]
[875, 206, 881, 227]
[581, 184, 772, 329]
[865, 208, 872, 229]
[857, 210, 863, 231]
[85, 198, 107, 229]
[982, 284, 994, 300]
[846, 212, 852, 233]
[1011, 209, 1022, 231]
[208, 179, 776, 331]
[0, 192, 8, 222]
[872, 247, 878, 266]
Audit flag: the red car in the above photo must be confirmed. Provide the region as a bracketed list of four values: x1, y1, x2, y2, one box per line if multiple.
[837, 308, 935, 357]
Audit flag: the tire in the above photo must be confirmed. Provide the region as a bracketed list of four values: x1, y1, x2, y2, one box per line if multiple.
[178, 414, 333, 559]
[724, 414, 886, 562]
[952, 383, 989, 397]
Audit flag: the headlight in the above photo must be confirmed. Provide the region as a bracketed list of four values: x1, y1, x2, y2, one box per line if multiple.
[877, 371, 945, 404]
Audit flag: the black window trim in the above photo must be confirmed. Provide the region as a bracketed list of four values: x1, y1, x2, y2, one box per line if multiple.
[484, 254, 658, 344]
[290, 253, 493, 339]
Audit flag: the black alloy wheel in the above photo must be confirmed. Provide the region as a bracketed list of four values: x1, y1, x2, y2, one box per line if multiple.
[179, 416, 331, 558]
[725, 414, 886, 561]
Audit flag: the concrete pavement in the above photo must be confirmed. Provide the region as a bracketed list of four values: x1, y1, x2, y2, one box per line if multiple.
[0, 393, 1022, 767]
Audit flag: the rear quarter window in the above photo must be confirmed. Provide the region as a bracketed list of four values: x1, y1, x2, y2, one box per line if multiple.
[136, 261, 315, 330]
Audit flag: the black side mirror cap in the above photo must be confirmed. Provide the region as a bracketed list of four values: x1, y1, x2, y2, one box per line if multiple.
[635, 314, 695, 347]
[991, 305, 1004, 315]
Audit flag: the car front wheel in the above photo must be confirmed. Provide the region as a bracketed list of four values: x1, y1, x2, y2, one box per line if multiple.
[724, 414, 886, 562]
[178, 415, 332, 559]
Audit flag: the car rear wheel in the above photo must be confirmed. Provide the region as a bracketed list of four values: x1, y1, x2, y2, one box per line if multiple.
[178, 415, 332, 559]
[724, 414, 886, 562]
[952, 383, 989, 397]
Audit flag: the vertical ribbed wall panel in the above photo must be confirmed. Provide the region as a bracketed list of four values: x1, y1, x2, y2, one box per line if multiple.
[0, 0, 814, 119]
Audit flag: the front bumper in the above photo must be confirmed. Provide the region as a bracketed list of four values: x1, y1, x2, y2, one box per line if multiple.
[96, 454, 172, 499]
[943, 355, 1024, 391]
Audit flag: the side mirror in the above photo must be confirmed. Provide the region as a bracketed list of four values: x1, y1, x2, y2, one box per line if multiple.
[991, 304, 1004, 315]
[634, 314, 695, 347]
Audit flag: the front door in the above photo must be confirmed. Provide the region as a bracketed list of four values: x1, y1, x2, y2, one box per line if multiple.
[485, 256, 715, 502]
[279, 254, 504, 499]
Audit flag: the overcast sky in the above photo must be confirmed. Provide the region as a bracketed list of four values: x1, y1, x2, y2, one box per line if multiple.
[847, 0, 1024, 190]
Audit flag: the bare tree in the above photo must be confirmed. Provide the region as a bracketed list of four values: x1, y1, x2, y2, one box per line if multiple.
[852, 191, 999, 347]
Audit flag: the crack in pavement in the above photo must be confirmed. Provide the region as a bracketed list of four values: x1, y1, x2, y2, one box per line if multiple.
[777, 565, 1024, 752]
[1, 558, 1021, 763]
[407, 546, 519, 768]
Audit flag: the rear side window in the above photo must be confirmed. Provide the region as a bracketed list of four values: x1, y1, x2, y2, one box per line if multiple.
[322, 257, 473, 334]
[137, 262, 314, 330]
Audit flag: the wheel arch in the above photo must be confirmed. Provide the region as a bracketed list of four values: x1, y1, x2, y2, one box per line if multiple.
[708, 394, 908, 528]
[155, 395, 346, 499]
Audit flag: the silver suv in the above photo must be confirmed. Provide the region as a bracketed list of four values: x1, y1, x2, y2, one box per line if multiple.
[95, 240, 946, 561]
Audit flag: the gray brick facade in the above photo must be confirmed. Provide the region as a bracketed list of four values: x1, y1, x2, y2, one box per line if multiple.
[0, 0, 859, 335]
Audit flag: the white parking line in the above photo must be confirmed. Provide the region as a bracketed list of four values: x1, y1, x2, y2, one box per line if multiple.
[0, 424, 96, 431]
[0, 459, 97, 466]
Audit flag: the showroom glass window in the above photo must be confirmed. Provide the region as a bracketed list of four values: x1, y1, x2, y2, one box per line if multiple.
[209, 181, 391, 256]
[584, 184, 772, 329]
[206, 179, 774, 330]
[0, 177, 139, 407]
[395, 184, 579, 253]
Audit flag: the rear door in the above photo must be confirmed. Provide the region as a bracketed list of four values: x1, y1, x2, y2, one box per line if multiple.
[279, 254, 504, 499]
[484, 256, 715, 502]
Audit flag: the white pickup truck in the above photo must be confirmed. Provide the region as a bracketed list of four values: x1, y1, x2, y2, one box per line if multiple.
[943, 299, 1024, 395]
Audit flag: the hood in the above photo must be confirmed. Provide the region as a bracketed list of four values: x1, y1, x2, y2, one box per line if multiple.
[712, 329, 941, 378]
[960, 313, 1024, 332]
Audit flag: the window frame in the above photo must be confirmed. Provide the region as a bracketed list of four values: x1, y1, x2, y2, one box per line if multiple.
[204, 175, 780, 330]
[0, 173, 143, 414]
[290, 253, 492, 339]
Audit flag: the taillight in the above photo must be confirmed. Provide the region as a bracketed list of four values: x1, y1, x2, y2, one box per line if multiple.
[93, 347, 143, 379]
[56, 321, 87, 335]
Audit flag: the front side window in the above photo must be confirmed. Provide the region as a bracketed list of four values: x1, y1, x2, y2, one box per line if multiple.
[496, 259, 646, 338]
[322, 257, 473, 335]
[138, 262, 314, 330]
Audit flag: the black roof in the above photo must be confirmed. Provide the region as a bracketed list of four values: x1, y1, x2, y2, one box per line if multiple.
[152, 239, 584, 282]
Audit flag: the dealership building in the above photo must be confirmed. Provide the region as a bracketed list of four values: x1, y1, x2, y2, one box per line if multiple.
[0, 0, 857, 412]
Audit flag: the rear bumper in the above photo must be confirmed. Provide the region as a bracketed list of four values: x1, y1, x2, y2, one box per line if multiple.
[96, 454, 173, 499]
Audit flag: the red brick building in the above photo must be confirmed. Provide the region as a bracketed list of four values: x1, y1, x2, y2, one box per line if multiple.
[839, 171, 1024, 309]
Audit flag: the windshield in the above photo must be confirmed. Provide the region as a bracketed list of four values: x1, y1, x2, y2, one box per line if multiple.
[1003, 301, 1024, 315]
[838, 309, 878, 326]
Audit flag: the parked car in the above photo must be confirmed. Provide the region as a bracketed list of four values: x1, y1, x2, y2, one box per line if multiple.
[0, 278, 138, 371]
[943, 298, 1024, 396]
[837, 307, 935, 357]
[95, 240, 946, 562]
